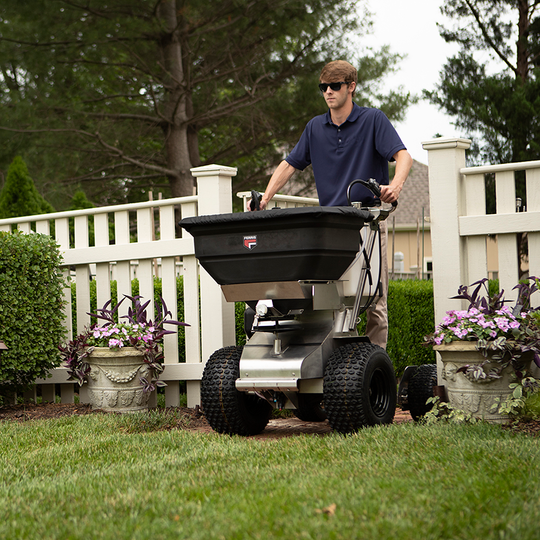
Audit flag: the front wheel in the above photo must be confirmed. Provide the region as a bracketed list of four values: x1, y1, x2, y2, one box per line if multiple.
[201, 346, 271, 435]
[323, 343, 396, 434]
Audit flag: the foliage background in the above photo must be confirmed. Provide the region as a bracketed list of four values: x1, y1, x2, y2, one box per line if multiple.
[427, 0, 540, 166]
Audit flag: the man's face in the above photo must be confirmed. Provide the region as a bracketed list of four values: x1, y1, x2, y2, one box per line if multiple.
[320, 81, 355, 110]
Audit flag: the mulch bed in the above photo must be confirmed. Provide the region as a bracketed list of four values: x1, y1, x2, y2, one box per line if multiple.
[1, 402, 539, 438]
[501, 419, 540, 437]
[0, 403, 208, 430]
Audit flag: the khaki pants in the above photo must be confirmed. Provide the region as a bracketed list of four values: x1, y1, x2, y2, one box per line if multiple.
[365, 221, 388, 349]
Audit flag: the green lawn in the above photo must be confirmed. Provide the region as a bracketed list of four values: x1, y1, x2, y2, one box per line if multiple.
[1, 413, 539, 539]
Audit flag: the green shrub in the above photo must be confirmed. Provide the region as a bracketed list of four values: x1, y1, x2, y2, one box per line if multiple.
[356, 280, 435, 377]
[235, 302, 247, 347]
[386, 280, 435, 376]
[522, 391, 540, 420]
[0, 231, 66, 395]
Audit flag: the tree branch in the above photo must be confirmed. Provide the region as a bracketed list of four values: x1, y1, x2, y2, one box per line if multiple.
[93, 132, 174, 177]
[464, 0, 516, 74]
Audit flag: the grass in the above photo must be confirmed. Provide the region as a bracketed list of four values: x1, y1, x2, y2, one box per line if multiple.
[1, 414, 540, 540]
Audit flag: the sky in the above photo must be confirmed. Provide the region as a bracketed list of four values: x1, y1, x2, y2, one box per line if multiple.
[365, 0, 462, 164]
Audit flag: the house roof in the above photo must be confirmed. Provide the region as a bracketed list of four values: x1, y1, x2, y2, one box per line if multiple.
[390, 159, 430, 228]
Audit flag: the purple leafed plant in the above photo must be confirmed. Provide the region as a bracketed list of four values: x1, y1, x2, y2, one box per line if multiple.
[60, 295, 189, 392]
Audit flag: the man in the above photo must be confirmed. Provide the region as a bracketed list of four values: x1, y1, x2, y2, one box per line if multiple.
[253, 60, 413, 349]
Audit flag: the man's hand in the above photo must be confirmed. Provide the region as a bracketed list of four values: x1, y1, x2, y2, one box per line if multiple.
[248, 196, 267, 211]
[248, 160, 296, 211]
[380, 183, 401, 204]
[248, 191, 263, 211]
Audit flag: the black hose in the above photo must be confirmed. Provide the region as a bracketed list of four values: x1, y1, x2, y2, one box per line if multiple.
[347, 179, 397, 208]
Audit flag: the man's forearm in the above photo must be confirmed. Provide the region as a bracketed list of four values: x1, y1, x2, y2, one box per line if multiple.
[380, 149, 412, 203]
[260, 160, 297, 210]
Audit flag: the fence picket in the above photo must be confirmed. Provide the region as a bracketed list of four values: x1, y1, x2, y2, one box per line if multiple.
[94, 213, 111, 310]
[464, 173, 488, 284]
[136, 207, 155, 319]
[527, 169, 540, 283]
[495, 171, 519, 301]
[114, 210, 132, 318]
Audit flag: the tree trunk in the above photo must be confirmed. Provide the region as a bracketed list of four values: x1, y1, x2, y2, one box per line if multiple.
[157, 0, 194, 197]
[516, 0, 530, 84]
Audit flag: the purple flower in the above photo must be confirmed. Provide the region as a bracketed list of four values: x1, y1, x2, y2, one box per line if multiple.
[455, 327, 471, 339]
[434, 334, 444, 345]
[494, 317, 510, 332]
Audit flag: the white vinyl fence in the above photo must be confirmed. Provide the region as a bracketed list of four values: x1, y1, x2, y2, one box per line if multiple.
[0, 164, 317, 407]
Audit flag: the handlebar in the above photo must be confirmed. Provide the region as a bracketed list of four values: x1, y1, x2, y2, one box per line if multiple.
[346, 179, 398, 209]
[249, 190, 263, 211]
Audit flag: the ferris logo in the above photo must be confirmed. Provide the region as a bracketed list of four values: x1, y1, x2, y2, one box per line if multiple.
[243, 236, 257, 250]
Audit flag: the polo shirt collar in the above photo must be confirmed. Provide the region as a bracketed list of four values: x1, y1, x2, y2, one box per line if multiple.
[324, 102, 361, 125]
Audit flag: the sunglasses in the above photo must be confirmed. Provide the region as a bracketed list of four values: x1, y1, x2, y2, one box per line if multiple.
[318, 81, 349, 92]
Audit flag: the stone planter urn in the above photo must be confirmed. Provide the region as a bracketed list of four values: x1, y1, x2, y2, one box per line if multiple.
[435, 342, 531, 424]
[87, 347, 151, 413]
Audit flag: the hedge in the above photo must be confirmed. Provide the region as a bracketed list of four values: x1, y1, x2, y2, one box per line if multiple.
[354, 280, 435, 376]
[0, 231, 66, 395]
[386, 280, 436, 376]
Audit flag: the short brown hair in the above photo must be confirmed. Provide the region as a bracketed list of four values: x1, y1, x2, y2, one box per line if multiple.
[319, 60, 357, 84]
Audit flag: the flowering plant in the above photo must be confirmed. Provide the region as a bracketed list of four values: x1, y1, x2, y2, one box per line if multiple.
[88, 322, 156, 349]
[425, 278, 540, 380]
[431, 304, 521, 345]
[59, 295, 188, 391]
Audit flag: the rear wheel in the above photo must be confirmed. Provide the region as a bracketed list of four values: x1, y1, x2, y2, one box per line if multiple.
[201, 346, 271, 435]
[293, 394, 327, 422]
[408, 364, 438, 421]
[323, 343, 396, 434]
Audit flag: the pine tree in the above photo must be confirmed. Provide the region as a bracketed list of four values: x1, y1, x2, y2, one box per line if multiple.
[0, 156, 55, 218]
[69, 190, 95, 211]
[427, 0, 540, 164]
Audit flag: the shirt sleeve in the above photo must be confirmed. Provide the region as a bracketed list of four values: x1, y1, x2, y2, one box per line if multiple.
[285, 122, 313, 171]
[374, 110, 406, 161]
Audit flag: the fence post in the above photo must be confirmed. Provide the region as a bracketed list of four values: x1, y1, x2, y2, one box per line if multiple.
[188, 164, 237, 407]
[422, 137, 472, 326]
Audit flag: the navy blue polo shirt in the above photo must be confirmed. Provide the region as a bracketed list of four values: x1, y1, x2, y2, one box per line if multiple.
[285, 103, 406, 206]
